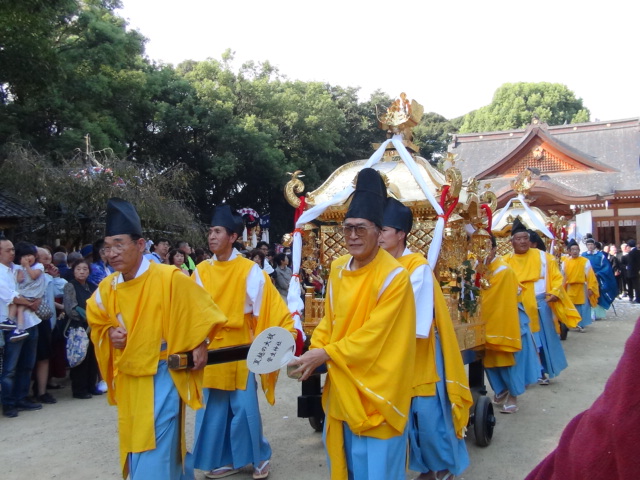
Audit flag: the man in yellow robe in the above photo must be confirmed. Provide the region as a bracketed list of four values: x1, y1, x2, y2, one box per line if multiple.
[379, 198, 472, 479]
[482, 235, 541, 413]
[87, 198, 227, 480]
[527, 230, 581, 334]
[503, 218, 572, 384]
[562, 239, 599, 331]
[191, 205, 297, 480]
[290, 169, 416, 480]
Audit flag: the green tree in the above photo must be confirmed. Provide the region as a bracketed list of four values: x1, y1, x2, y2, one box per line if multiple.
[0, 0, 150, 158]
[413, 112, 459, 166]
[136, 56, 382, 239]
[459, 82, 590, 133]
[0, 0, 78, 103]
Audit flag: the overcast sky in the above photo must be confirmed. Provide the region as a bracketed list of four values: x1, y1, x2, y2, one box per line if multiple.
[117, 0, 639, 122]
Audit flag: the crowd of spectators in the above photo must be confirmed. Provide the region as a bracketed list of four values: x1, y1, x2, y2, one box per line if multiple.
[0, 234, 310, 418]
[604, 239, 640, 302]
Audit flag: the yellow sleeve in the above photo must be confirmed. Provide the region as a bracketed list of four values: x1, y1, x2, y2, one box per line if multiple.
[322, 269, 416, 438]
[433, 276, 473, 438]
[482, 265, 521, 354]
[87, 279, 120, 406]
[255, 270, 296, 405]
[546, 254, 564, 297]
[322, 271, 415, 371]
[165, 268, 228, 410]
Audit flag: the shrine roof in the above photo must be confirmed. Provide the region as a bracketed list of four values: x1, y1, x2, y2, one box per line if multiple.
[447, 118, 640, 199]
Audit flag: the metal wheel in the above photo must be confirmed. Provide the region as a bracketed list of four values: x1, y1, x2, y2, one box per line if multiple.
[308, 413, 325, 432]
[474, 395, 495, 446]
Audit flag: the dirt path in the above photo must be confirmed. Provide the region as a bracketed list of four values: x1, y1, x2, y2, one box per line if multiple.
[2, 302, 638, 480]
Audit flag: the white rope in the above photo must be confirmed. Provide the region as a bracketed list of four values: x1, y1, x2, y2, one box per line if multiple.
[516, 193, 554, 239]
[388, 136, 445, 267]
[491, 193, 554, 239]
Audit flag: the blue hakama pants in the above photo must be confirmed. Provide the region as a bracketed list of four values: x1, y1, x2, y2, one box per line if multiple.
[577, 303, 593, 327]
[129, 360, 189, 480]
[592, 305, 607, 320]
[192, 373, 271, 471]
[323, 422, 408, 480]
[577, 285, 594, 327]
[486, 306, 541, 397]
[533, 294, 568, 378]
[408, 333, 469, 476]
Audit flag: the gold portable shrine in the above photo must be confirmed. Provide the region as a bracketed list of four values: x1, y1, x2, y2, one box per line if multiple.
[285, 94, 498, 350]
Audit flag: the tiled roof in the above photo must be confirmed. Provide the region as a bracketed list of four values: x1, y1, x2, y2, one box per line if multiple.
[0, 192, 36, 219]
[449, 118, 640, 197]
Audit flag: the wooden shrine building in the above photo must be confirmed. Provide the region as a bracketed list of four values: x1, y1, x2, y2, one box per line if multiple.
[447, 117, 640, 245]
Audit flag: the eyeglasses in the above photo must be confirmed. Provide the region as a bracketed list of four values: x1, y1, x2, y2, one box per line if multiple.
[101, 241, 134, 255]
[342, 224, 377, 237]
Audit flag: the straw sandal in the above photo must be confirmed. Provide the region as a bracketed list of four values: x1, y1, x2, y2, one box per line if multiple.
[205, 465, 240, 479]
[500, 402, 519, 414]
[492, 390, 509, 406]
[253, 460, 270, 479]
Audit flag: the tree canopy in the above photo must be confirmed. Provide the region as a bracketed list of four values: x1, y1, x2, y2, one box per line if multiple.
[459, 82, 590, 133]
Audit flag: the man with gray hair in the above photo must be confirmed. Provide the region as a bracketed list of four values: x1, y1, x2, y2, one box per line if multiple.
[290, 168, 416, 480]
[503, 218, 570, 385]
[53, 251, 68, 277]
[0, 237, 43, 417]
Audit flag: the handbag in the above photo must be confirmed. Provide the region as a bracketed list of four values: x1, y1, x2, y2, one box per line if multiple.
[35, 301, 53, 321]
[66, 324, 90, 368]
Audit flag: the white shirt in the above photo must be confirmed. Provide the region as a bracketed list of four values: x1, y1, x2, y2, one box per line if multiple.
[0, 262, 19, 322]
[144, 252, 163, 263]
[534, 250, 548, 295]
[401, 248, 434, 338]
[0, 262, 40, 329]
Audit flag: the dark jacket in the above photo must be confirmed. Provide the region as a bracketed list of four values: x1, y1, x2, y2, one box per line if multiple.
[610, 254, 622, 277]
[627, 248, 640, 279]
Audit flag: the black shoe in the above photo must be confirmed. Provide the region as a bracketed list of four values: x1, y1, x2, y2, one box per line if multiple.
[38, 393, 57, 404]
[16, 400, 42, 411]
[2, 407, 18, 418]
[73, 393, 93, 399]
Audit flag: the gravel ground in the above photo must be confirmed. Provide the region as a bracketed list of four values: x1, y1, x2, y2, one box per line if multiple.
[2, 300, 638, 480]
